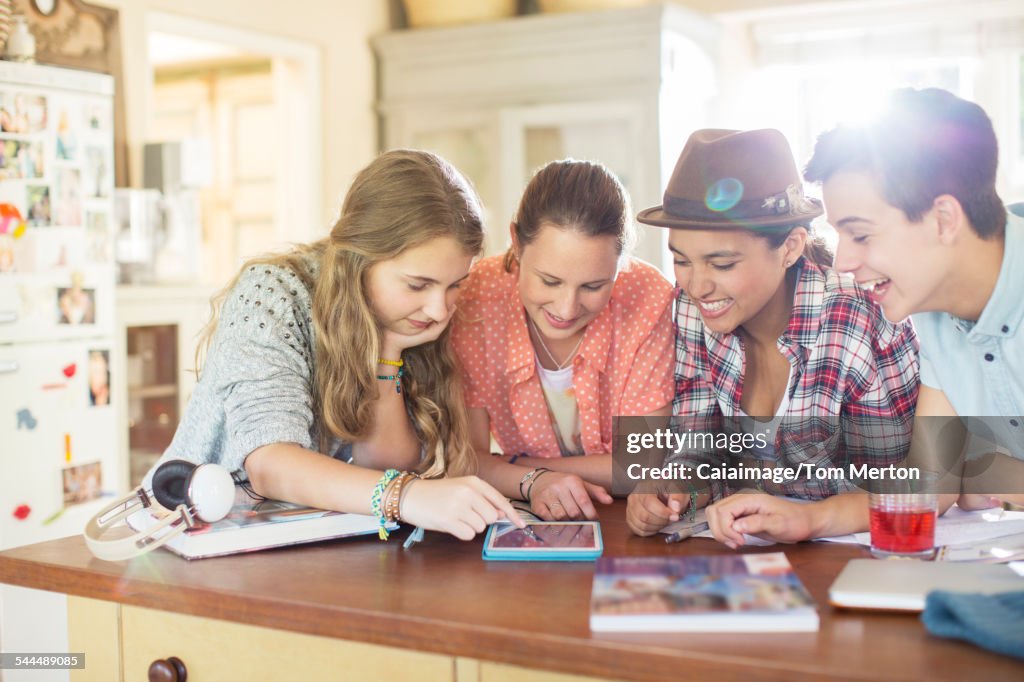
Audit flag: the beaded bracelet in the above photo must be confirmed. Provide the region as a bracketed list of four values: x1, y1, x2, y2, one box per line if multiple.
[383, 472, 419, 523]
[371, 469, 400, 540]
[381, 475, 403, 524]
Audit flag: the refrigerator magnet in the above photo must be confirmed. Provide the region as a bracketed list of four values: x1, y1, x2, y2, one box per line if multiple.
[26, 184, 51, 226]
[16, 408, 38, 430]
[62, 461, 102, 506]
[0, 202, 26, 238]
[87, 350, 110, 406]
[56, 283, 95, 325]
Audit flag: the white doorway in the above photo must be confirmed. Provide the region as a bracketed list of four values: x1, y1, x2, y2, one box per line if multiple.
[144, 12, 321, 286]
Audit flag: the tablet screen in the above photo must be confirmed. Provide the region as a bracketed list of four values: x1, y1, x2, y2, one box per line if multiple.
[489, 522, 598, 550]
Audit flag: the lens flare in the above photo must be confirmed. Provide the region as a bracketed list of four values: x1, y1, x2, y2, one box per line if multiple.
[705, 178, 743, 212]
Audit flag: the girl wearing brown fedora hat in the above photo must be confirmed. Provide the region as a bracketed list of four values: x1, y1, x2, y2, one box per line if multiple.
[451, 159, 675, 521]
[627, 129, 920, 547]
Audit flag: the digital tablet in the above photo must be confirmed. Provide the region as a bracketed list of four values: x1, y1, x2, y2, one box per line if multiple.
[482, 521, 603, 561]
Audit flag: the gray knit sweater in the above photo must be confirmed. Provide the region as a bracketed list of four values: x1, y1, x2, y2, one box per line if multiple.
[151, 258, 332, 480]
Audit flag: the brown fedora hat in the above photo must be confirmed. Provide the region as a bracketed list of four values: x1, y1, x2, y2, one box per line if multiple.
[637, 128, 822, 230]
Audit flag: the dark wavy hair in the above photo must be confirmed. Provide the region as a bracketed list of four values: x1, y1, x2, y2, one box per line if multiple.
[804, 88, 1005, 238]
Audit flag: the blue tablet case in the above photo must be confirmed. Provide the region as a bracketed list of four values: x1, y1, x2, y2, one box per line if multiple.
[482, 521, 603, 562]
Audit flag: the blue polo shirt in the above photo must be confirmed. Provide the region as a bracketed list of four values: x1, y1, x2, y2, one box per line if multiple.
[912, 210, 1024, 457]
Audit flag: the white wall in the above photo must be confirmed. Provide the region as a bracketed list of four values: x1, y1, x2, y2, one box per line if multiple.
[708, 0, 1024, 202]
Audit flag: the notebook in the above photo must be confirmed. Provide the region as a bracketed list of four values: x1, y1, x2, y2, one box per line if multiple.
[126, 488, 394, 560]
[936, 533, 1024, 563]
[590, 552, 818, 632]
[829, 559, 1024, 611]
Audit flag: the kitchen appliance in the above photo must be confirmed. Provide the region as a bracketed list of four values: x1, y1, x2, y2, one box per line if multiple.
[112, 139, 209, 286]
[0, 60, 121, 666]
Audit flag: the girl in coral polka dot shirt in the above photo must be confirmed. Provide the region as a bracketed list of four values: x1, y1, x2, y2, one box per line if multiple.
[451, 160, 675, 521]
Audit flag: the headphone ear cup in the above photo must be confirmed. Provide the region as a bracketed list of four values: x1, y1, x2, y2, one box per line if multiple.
[151, 460, 197, 510]
[187, 464, 236, 523]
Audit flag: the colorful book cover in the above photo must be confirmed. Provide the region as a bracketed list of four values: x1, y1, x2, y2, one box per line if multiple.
[590, 552, 818, 632]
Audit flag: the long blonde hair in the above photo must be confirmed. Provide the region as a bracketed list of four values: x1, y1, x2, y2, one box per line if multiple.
[197, 150, 484, 478]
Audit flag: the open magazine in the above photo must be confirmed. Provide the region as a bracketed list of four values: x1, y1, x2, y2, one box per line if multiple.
[126, 487, 394, 560]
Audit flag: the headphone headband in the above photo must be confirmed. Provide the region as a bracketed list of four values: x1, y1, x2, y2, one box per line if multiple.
[84, 461, 235, 561]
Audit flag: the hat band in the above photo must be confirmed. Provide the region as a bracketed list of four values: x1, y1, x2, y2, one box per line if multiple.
[663, 183, 815, 223]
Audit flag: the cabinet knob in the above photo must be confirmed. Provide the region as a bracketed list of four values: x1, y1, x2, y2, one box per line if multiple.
[148, 656, 187, 682]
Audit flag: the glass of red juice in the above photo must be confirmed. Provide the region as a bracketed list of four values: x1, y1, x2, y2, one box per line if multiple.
[869, 487, 937, 559]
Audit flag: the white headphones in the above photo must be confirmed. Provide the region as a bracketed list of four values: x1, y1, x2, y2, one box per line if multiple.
[84, 460, 235, 561]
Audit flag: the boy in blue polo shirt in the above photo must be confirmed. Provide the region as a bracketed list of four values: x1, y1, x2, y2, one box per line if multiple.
[805, 88, 1023, 509]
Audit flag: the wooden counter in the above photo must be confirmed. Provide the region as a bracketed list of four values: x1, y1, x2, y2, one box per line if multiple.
[1, 501, 1022, 681]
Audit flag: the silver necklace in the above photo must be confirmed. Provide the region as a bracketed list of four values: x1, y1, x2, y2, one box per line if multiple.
[528, 314, 585, 371]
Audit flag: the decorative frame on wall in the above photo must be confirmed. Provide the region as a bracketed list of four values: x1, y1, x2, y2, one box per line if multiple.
[13, 0, 128, 186]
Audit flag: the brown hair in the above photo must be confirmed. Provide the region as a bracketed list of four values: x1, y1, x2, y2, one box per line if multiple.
[503, 159, 634, 271]
[197, 150, 484, 477]
[805, 88, 1005, 238]
[761, 225, 834, 270]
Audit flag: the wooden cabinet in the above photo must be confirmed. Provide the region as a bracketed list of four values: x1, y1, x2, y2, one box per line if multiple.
[114, 286, 213, 488]
[373, 4, 719, 273]
[66, 597, 614, 682]
[119, 605, 453, 682]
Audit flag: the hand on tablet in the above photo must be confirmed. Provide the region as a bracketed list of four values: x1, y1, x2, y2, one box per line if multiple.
[401, 476, 525, 540]
[529, 472, 612, 521]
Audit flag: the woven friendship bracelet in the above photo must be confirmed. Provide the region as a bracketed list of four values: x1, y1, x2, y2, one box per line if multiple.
[371, 469, 400, 540]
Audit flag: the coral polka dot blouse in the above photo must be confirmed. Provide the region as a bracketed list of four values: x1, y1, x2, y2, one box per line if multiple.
[451, 255, 675, 458]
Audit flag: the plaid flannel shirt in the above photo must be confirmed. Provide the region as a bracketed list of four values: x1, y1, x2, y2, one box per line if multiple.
[672, 259, 920, 500]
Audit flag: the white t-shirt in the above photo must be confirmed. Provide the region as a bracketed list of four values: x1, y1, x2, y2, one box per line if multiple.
[536, 360, 585, 457]
[720, 366, 794, 459]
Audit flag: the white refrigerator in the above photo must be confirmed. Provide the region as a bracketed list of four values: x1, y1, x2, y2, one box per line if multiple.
[0, 61, 121, 677]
